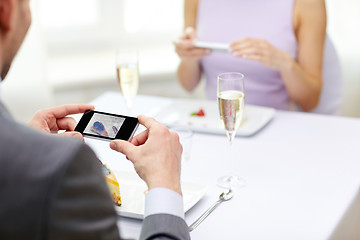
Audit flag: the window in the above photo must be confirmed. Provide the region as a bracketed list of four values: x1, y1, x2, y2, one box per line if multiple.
[39, 0, 99, 29]
[39, 0, 184, 53]
[37, 0, 184, 87]
[124, 0, 183, 34]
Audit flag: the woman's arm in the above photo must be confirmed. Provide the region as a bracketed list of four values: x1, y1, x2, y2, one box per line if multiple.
[175, 0, 208, 92]
[285, 0, 327, 111]
[184, 0, 198, 29]
[230, 0, 326, 111]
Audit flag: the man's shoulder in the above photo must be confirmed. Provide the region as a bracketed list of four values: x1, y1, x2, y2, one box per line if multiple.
[0, 116, 109, 239]
[0, 115, 87, 179]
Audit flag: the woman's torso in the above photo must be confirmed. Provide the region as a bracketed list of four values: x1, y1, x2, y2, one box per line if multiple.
[197, 0, 298, 110]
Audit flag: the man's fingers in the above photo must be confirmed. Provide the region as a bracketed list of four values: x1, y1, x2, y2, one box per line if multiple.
[59, 131, 84, 140]
[137, 115, 159, 129]
[56, 117, 77, 131]
[47, 104, 95, 119]
[110, 140, 136, 159]
[131, 129, 149, 146]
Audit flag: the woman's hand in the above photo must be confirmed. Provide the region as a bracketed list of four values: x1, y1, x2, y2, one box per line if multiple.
[175, 27, 209, 92]
[174, 27, 210, 62]
[229, 38, 293, 71]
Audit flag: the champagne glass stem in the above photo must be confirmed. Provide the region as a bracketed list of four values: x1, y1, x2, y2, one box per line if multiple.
[228, 128, 238, 176]
[228, 138, 234, 177]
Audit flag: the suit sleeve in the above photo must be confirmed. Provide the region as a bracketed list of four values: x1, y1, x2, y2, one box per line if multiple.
[140, 214, 190, 240]
[47, 144, 121, 240]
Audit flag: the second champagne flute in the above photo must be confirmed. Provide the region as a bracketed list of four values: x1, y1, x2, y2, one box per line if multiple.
[115, 49, 139, 113]
[217, 72, 246, 189]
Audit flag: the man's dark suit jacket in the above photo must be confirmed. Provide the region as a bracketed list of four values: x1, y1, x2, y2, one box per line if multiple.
[0, 103, 190, 240]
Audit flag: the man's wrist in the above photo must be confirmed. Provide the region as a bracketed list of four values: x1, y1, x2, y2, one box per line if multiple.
[148, 181, 182, 196]
[147, 177, 182, 196]
[145, 188, 185, 219]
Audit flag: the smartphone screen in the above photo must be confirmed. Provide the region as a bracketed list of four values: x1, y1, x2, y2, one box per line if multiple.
[75, 110, 139, 141]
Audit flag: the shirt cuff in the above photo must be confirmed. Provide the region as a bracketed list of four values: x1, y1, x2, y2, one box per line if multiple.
[144, 188, 185, 219]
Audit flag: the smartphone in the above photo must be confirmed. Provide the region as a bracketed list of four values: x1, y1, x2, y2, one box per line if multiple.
[194, 41, 229, 52]
[75, 110, 139, 141]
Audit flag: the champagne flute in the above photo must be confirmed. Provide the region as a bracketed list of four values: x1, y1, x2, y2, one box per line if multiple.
[115, 49, 139, 113]
[217, 72, 246, 189]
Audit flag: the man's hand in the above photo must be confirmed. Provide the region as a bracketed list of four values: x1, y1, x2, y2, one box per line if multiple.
[110, 115, 183, 196]
[28, 104, 95, 139]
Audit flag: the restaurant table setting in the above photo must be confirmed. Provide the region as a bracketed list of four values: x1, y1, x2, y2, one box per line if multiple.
[83, 91, 360, 240]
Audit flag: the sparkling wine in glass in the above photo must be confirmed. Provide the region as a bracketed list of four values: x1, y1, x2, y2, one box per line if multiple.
[217, 72, 246, 189]
[115, 49, 139, 112]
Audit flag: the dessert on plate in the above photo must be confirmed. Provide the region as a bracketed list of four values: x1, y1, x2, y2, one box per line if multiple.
[102, 164, 122, 206]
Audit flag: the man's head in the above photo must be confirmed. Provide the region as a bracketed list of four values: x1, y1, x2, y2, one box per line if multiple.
[0, 0, 31, 80]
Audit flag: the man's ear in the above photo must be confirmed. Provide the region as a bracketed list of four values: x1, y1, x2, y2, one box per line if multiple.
[0, 0, 15, 32]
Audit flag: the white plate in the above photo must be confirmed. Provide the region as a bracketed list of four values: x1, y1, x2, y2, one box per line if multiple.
[154, 99, 275, 137]
[114, 171, 208, 219]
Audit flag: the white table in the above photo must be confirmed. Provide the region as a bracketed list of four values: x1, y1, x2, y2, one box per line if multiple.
[86, 91, 360, 240]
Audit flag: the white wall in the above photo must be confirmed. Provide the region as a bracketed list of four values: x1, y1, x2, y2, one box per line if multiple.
[326, 0, 360, 117]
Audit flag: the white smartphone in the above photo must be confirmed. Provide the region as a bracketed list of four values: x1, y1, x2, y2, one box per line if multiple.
[194, 41, 229, 52]
[75, 110, 139, 141]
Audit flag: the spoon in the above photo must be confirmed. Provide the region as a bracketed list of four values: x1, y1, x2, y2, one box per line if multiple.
[188, 189, 233, 232]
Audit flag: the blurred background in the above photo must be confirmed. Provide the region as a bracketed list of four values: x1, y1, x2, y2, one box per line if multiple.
[1, 0, 360, 122]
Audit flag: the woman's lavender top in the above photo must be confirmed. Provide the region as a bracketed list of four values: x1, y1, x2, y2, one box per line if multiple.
[197, 0, 297, 110]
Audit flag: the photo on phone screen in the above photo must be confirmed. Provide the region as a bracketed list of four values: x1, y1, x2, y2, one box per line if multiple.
[75, 110, 139, 141]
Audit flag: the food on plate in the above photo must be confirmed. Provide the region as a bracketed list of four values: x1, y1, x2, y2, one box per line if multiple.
[190, 108, 205, 117]
[102, 164, 122, 206]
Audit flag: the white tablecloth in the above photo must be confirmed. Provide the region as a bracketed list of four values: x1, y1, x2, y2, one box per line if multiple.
[85, 91, 360, 240]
